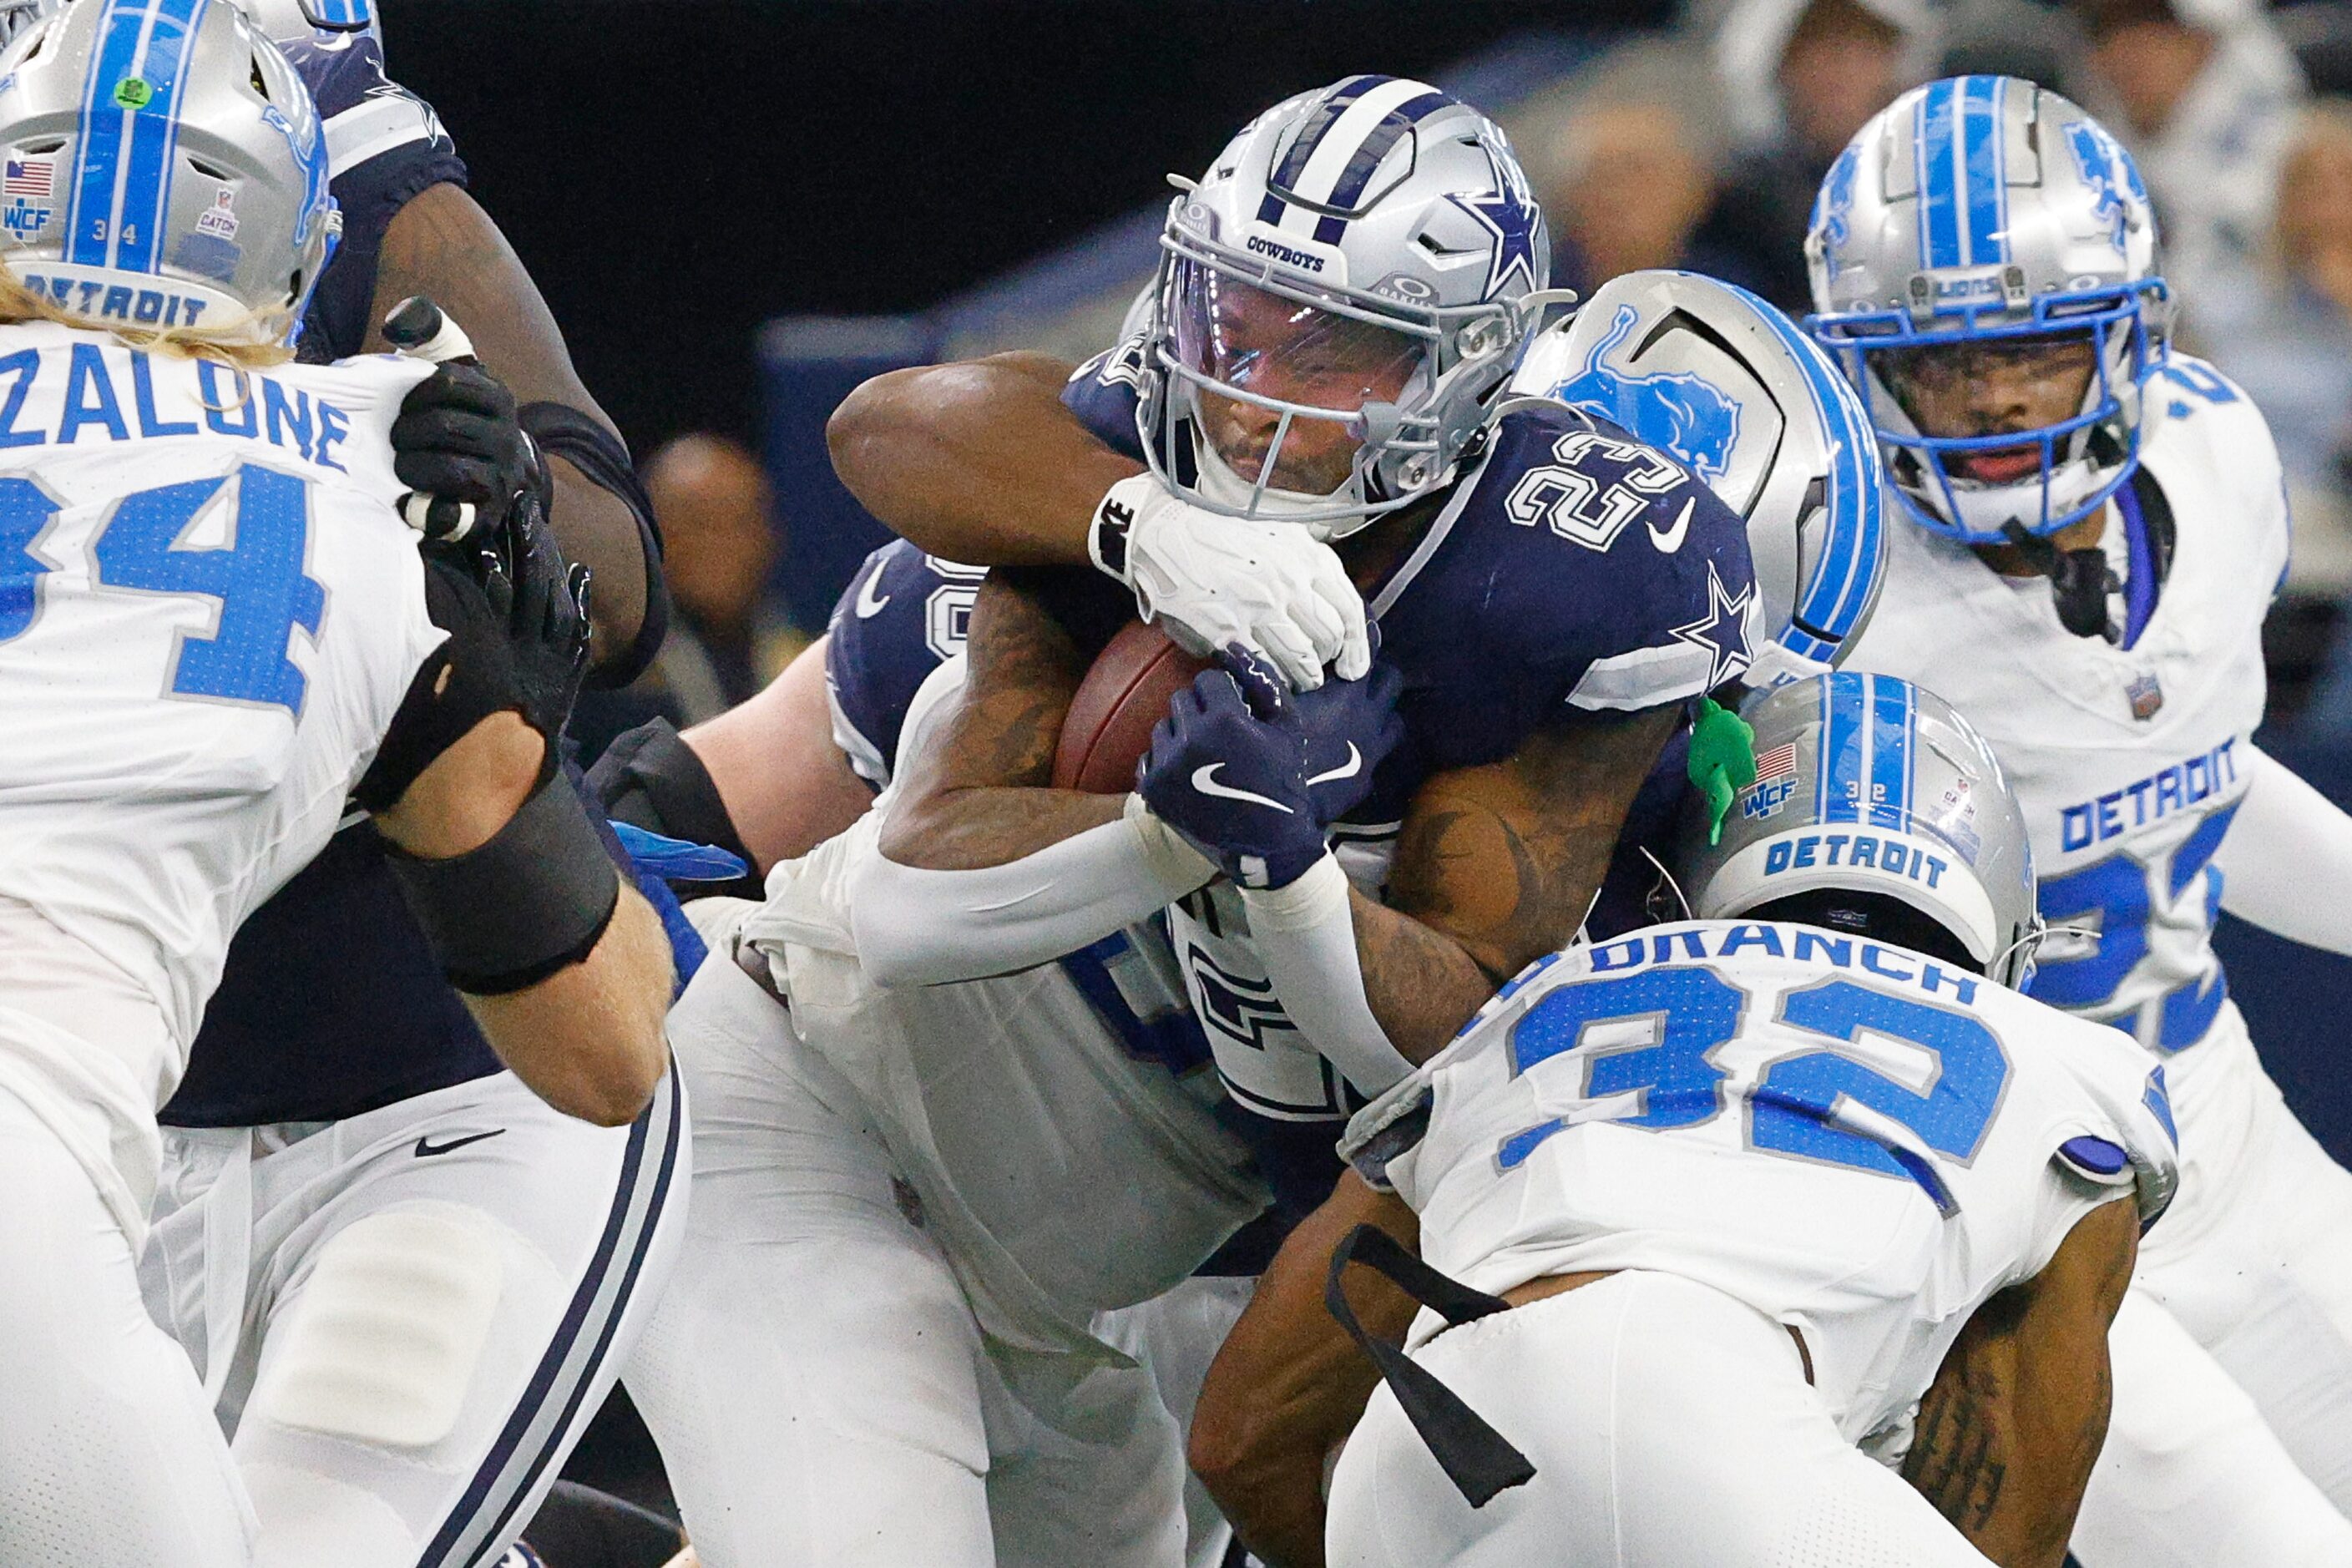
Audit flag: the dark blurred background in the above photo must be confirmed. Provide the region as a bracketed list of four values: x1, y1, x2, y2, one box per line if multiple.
[381, 0, 1671, 452]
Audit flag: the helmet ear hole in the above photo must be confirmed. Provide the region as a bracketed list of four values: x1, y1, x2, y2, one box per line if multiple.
[250, 57, 268, 98]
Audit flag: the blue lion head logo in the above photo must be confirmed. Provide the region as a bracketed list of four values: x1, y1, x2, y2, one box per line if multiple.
[2065, 120, 2147, 252]
[1548, 305, 1743, 483]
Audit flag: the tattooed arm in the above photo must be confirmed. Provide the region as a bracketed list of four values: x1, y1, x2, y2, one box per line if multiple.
[876, 572, 1123, 868]
[369, 183, 650, 672]
[1192, 1171, 1419, 1568]
[1348, 708, 1681, 1062]
[1904, 1194, 2139, 1567]
[855, 571, 1214, 984]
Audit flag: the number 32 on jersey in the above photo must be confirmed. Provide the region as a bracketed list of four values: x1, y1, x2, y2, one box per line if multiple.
[0, 462, 326, 714]
[1500, 964, 2008, 1212]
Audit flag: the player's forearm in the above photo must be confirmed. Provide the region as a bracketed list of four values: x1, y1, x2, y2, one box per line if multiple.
[855, 795, 1213, 985]
[1194, 1172, 1417, 1568]
[827, 353, 1136, 566]
[1904, 1197, 2136, 1567]
[465, 883, 670, 1126]
[547, 458, 649, 671]
[1238, 857, 1415, 1091]
[369, 182, 650, 668]
[1344, 888, 1508, 1063]
[2214, 746, 2352, 954]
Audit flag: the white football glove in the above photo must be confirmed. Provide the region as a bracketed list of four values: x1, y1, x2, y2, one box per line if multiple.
[1088, 473, 1369, 690]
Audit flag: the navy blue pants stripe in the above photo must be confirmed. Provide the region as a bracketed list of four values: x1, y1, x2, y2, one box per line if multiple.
[416, 1065, 682, 1568]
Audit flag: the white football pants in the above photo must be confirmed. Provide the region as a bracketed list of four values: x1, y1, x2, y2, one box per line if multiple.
[1327, 1270, 1996, 1568]
[2072, 1004, 2352, 1565]
[1100, 1273, 1254, 1568]
[0, 1083, 257, 1568]
[139, 1066, 688, 1568]
[626, 956, 1186, 1568]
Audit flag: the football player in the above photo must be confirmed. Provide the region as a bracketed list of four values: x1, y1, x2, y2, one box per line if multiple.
[649, 73, 1767, 1568]
[0, 7, 670, 1565]
[599, 263, 1889, 1568]
[1206, 675, 2177, 1568]
[1811, 77, 2352, 1564]
[0, 3, 690, 1563]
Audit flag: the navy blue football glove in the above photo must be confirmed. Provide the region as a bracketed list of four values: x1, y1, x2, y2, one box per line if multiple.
[1138, 646, 1404, 889]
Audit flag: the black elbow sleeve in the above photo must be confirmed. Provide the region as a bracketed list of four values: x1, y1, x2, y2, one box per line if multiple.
[521, 401, 671, 690]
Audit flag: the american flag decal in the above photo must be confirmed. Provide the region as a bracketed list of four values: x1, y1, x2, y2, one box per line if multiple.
[1753, 741, 1798, 783]
[5, 160, 53, 198]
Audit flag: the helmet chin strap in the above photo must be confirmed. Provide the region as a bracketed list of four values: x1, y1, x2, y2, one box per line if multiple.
[1999, 519, 2116, 640]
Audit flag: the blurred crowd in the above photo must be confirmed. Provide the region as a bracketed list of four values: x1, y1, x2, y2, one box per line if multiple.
[1505, 0, 2352, 726]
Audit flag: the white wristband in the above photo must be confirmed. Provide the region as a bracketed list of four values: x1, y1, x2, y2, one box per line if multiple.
[1241, 852, 1413, 1095]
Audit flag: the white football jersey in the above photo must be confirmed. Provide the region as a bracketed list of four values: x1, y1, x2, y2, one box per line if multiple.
[1348, 918, 2179, 1448]
[0, 323, 440, 1225]
[1842, 357, 2284, 1057]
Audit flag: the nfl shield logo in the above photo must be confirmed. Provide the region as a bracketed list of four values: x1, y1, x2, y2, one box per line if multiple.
[2127, 670, 2163, 721]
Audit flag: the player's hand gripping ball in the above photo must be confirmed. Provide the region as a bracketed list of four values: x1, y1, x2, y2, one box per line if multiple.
[1137, 642, 1403, 889]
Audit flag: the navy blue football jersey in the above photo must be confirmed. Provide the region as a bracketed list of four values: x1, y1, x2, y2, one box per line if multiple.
[1060, 346, 1758, 1219]
[164, 43, 485, 1130]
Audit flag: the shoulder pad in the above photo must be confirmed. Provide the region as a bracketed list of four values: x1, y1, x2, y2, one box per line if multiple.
[1457, 404, 1761, 710]
[824, 541, 985, 786]
[281, 35, 455, 176]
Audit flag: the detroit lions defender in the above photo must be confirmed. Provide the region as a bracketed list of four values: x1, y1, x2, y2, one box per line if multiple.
[1307, 675, 2177, 1567]
[1809, 78, 2352, 1565]
[0, 6, 670, 1564]
[0, 3, 697, 1564]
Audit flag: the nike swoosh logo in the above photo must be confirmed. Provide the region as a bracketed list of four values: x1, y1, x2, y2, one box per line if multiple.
[414, 1129, 508, 1159]
[1305, 742, 1363, 788]
[853, 568, 892, 619]
[1647, 497, 1693, 554]
[1191, 764, 1296, 813]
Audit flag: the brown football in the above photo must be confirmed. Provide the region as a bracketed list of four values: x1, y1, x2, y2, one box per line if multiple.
[1052, 621, 1213, 793]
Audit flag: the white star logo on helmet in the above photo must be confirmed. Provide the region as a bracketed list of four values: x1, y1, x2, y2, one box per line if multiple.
[1449, 144, 1540, 301]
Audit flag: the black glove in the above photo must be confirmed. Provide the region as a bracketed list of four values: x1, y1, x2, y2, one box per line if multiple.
[392, 361, 546, 544]
[476, 493, 593, 746]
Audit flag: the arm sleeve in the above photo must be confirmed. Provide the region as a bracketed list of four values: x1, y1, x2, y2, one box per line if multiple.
[2214, 745, 2352, 954]
[1241, 854, 1414, 1095]
[848, 794, 1216, 987]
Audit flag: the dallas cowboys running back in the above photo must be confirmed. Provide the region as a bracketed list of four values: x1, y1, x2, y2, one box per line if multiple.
[0, 7, 669, 1565]
[1321, 675, 2177, 1567]
[1813, 76, 2352, 1564]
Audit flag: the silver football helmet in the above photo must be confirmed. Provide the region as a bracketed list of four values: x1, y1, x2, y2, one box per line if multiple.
[1681, 672, 2040, 987]
[1138, 75, 1565, 539]
[0, 2, 380, 61]
[1511, 270, 1887, 687]
[0, 0, 339, 347]
[1806, 77, 2171, 544]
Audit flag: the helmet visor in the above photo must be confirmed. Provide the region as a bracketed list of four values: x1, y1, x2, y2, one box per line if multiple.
[1169, 256, 1426, 494]
[1874, 329, 2103, 488]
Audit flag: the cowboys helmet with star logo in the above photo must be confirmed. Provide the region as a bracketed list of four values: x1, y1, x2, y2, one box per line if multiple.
[1137, 74, 1565, 538]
